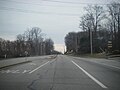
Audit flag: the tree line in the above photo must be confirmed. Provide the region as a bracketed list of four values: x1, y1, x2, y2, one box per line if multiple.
[65, 2, 120, 55]
[0, 27, 54, 58]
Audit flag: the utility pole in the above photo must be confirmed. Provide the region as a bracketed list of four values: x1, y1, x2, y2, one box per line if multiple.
[75, 33, 78, 53]
[90, 29, 93, 55]
[40, 42, 42, 55]
[64, 45, 66, 54]
[118, 8, 120, 51]
[87, 17, 93, 55]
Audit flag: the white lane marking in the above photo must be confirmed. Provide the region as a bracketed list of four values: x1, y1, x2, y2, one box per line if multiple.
[99, 63, 120, 70]
[12, 70, 20, 73]
[22, 70, 31, 73]
[72, 60, 108, 89]
[0, 70, 20, 73]
[74, 57, 120, 70]
[29, 61, 50, 74]
[0, 70, 11, 73]
[85, 59, 120, 70]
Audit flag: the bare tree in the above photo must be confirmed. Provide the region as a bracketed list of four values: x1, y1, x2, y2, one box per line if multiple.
[107, 2, 120, 52]
[0, 27, 54, 59]
[65, 32, 78, 53]
[16, 34, 26, 56]
[80, 5, 106, 52]
[45, 39, 54, 55]
[24, 27, 43, 55]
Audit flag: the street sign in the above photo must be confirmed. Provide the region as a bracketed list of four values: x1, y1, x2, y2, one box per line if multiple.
[108, 46, 112, 48]
[108, 41, 112, 48]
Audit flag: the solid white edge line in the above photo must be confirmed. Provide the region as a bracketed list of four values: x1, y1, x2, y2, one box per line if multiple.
[72, 60, 108, 89]
[29, 61, 50, 74]
[101, 63, 120, 70]
[74, 57, 120, 70]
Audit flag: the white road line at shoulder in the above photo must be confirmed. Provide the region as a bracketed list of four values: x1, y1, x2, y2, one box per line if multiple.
[72, 60, 108, 89]
[74, 57, 120, 70]
[29, 61, 49, 74]
[88, 60, 120, 70]
[100, 63, 120, 70]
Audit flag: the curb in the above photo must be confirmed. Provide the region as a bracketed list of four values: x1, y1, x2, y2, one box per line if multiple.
[0, 61, 31, 69]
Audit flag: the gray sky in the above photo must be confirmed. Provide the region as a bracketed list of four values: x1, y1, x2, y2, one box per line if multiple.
[0, 0, 119, 45]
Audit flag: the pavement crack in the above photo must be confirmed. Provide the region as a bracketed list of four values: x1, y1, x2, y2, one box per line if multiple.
[27, 79, 38, 90]
[27, 70, 46, 90]
[27, 58, 57, 90]
[50, 58, 57, 90]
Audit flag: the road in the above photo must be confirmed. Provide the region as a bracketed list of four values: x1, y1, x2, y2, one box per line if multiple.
[0, 55, 120, 90]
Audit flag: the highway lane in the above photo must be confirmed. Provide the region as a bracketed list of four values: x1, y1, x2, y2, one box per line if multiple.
[0, 55, 120, 90]
[70, 56, 120, 90]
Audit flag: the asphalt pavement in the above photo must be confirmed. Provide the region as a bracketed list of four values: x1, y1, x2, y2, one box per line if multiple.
[0, 55, 120, 90]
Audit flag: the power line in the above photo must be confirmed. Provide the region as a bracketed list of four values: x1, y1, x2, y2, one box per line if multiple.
[0, 0, 84, 8]
[0, 0, 91, 8]
[43, 0, 111, 5]
[0, 0, 111, 6]
[0, 0, 43, 6]
[0, 6, 80, 16]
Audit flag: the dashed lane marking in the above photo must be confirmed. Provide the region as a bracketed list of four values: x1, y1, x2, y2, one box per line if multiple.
[29, 61, 50, 74]
[0, 60, 56, 74]
[0, 70, 20, 73]
[0, 70, 31, 74]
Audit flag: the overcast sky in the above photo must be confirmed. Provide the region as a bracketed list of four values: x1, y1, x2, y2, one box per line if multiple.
[0, 0, 119, 52]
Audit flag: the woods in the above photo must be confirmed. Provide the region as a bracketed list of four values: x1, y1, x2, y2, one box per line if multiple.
[65, 2, 120, 55]
[0, 27, 54, 58]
